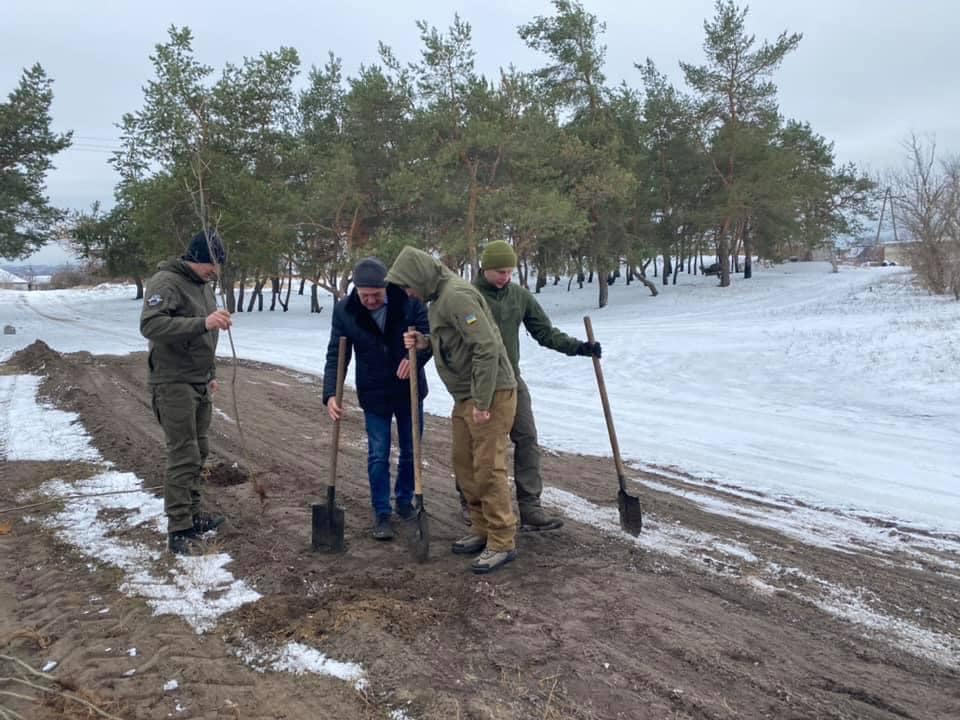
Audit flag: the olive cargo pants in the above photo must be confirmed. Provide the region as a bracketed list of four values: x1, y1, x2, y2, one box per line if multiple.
[151, 382, 212, 533]
[511, 377, 543, 510]
[451, 388, 518, 552]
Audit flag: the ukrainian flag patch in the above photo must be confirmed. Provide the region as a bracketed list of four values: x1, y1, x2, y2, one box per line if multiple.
[465, 313, 477, 325]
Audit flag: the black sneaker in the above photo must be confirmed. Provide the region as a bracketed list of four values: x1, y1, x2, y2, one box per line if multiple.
[372, 515, 394, 541]
[396, 502, 416, 521]
[193, 512, 225, 533]
[168, 527, 202, 555]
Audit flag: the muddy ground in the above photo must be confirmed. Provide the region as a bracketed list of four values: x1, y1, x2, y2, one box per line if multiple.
[1, 343, 958, 719]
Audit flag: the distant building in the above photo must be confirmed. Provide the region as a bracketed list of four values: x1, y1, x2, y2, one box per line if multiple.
[881, 242, 917, 266]
[0, 269, 28, 290]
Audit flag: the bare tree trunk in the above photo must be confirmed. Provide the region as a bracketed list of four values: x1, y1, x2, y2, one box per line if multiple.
[719, 218, 731, 287]
[553, 274, 560, 286]
[133, 277, 144, 300]
[299, 276, 306, 295]
[310, 279, 323, 314]
[247, 277, 265, 312]
[635, 265, 659, 296]
[269, 276, 280, 310]
[236, 271, 247, 311]
[281, 260, 293, 310]
[598, 267, 609, 308]
[535, 268, 547, 293]
[662, 254, 672, 286]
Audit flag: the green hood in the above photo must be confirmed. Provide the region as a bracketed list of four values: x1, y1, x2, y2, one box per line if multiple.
[386, 247, 449, 301]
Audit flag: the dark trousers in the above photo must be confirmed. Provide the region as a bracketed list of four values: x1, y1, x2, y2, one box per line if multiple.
[511, 377, 543, 509]
[364, 402, 422, 520]
[151, 382, 212, 533]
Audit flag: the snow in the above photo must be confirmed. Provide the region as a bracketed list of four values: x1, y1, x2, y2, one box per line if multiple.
[235, 637, 367, 690]
[0, 374, 101, 462]
[41, 660, 57, 672]
[163, 679, 179, 692]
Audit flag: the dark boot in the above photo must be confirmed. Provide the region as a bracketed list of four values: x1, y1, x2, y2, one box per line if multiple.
[372, 515, 394, 541]
[193, 512, 225, 533]
[519, 505, 564, 532]
[168, 527, 202, 555]
[459, 495, 472, 526]
[396, 502, 416, 521]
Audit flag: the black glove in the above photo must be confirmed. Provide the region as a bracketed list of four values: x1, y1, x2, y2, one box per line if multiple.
[577, 341, 601, 358]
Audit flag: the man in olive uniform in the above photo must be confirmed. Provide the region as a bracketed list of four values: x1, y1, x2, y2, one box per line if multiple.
[387, 246, 519, 575]
[472, 240, 602, 532]
[140, 231, 232, 554]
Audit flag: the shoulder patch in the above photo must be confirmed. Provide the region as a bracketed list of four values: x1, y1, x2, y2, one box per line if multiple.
[146, 294, 164, 307]
[465, 312, 477, 325]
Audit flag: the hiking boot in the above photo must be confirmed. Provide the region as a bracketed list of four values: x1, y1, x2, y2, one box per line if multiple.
[396, 502, 416, 521]
[451, 533, 486, 555]
[471, 548, 518, 575]
[193, 512, 225, 534]
[519, 506, 564, 532]
[372, 515, 394, 541]
[168, 527, 202, 555]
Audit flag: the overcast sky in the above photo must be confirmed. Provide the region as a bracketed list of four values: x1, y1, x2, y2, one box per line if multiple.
[3, 0, 958, 261]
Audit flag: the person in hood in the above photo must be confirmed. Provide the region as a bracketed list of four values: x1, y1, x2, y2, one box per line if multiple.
[387, 246, 519, 575]
[140, 231, 232, 555]
[322, 257, 431, 541]
[472, 240, 601, 532]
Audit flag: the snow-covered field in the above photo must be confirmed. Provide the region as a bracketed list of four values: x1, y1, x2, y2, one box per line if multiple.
[2, 262, 958, 534]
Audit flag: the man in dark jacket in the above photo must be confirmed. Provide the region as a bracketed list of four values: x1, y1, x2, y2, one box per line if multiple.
[471, 240, 601, 532]
[322, 257, 431, 540]
[140, 231, 232, 555]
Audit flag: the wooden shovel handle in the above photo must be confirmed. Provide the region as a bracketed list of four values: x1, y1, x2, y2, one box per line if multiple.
[329, 336, 348, 489]
[407, 327, 423, 496]
[583, 317, 627, 481]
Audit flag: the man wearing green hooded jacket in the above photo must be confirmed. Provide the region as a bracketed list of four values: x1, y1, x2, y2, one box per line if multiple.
[473, 240, 602, 531]
[140, 231, 232, 555]
[387, 246, 519, 575]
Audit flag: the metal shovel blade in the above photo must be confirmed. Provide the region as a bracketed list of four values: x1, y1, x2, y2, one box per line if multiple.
[312, 485, 345, 553]
[410, 494, 430, 563]
[618, 483, 643, 536]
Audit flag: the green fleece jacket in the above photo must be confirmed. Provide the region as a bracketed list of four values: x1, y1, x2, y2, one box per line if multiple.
[474, 275, 582, 376]
[140, 259, 219, 385]
[386, 247, 515, 410]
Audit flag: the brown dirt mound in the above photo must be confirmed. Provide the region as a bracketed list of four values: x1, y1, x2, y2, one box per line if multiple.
[203, 459, 251, 486]
[7, 339, 63, 374]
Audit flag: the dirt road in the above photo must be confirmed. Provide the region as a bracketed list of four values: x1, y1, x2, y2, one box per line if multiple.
[2, 342, 958, 719]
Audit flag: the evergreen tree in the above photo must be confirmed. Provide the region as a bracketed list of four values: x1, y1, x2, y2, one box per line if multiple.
[0, 64, 72, 259]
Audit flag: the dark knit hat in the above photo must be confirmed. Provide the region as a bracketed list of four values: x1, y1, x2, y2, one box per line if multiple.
[481, 240, 517, 269]
[184, 231, 227, 265]
[353, 257, 388, 288]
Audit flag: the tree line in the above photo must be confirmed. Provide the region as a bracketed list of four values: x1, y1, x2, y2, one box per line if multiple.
[14, 1, 881, 309]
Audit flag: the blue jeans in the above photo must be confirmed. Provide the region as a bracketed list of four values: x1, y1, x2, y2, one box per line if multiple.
[364, 403, 423, 519]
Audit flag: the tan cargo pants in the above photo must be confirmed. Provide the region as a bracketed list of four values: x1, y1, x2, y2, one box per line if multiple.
[451, 388, 518, 552]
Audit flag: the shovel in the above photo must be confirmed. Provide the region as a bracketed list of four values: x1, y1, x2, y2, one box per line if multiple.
[406, 326, 430, 562]
[583, 316, 643, 535]
[312, 336, 348, 552]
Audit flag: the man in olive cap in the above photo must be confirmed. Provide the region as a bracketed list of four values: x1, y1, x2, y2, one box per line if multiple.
[140, 230, 232, 555]
[322, 257, 431, 540]
[470, 239, 601, 532]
